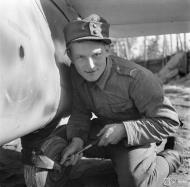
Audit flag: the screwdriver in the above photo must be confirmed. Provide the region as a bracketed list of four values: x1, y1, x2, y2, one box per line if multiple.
[64, 137, 100, 163]
[76, 137, 100, 154]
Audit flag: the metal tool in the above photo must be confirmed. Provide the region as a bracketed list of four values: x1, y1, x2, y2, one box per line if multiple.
[63, 138, 100, 163]
[76, 138, 100, 155]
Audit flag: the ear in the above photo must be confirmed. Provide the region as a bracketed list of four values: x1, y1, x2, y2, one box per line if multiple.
[66, 48, 72, 59]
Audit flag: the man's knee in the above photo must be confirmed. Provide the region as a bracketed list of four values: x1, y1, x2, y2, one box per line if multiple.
[117, 155, 169, 187]
[114, 147, 158, 187]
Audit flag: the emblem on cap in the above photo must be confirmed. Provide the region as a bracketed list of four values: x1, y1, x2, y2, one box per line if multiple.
[84, 14, 103, 38]
[89, 22, 103, 38]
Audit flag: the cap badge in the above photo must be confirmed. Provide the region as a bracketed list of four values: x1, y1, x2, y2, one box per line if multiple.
[89, 22, 103, 38]
[84, 14, 103, 38]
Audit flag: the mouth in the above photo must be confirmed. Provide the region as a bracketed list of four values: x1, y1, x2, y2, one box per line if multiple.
[85, 70, 97, 74]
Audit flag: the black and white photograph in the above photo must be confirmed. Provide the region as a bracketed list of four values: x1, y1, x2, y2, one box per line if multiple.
[0, 0, 190, 186]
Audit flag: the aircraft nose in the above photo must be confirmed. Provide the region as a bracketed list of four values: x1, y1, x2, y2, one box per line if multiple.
[0, 8, 61, 145]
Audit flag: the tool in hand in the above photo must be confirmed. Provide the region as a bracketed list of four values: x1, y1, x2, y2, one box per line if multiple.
[64, 137, 100, 163]
[76, 137, 100, 155]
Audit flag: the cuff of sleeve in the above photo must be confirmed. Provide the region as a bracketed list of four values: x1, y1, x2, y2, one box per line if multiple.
[123, 121, 138, 146]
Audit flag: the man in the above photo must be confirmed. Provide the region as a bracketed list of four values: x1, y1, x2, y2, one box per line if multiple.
[61, 14, 181, 187]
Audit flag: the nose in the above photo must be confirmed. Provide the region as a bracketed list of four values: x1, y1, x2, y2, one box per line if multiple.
[88, 57, 96, 70]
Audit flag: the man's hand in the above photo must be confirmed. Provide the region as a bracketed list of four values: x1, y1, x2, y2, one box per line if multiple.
[97, 123, 126, 146]
[60, 137, 84, 166]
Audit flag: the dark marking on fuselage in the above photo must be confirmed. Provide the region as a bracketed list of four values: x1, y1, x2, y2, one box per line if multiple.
[19, 45, 25, 59]
[43, 104, 56, 117]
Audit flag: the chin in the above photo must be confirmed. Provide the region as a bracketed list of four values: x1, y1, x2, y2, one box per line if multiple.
[84, 74, 100, 82]
[86, 77, 99, 82]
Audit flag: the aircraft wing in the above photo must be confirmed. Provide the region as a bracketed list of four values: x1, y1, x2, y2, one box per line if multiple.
[69, 0, 190, 37]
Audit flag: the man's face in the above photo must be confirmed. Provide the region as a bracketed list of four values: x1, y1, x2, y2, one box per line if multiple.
[69, 41, 110, 82]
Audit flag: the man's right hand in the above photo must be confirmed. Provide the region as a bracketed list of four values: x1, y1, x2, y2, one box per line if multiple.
[60, 137, 84, 166]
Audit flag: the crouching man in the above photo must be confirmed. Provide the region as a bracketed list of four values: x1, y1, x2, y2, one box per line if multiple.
[61, 14, 181, 187]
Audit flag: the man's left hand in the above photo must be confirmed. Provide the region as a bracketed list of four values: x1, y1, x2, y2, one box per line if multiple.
[97, 123, 126, 146]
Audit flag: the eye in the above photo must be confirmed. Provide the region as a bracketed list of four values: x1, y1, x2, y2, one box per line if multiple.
[92, 48, 103, 58]
[75, 55, 84, 60]
[94, 52, 102, 57]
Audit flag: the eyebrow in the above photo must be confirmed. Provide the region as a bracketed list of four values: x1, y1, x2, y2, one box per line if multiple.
[92, 48, 102, 54]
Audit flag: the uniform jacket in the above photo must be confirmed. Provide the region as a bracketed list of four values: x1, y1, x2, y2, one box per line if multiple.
[67, 55, 180, 146]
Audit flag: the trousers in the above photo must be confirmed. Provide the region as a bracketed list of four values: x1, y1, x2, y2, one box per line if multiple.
[24, 119, 170, 187]
[80, 119, 168, 187]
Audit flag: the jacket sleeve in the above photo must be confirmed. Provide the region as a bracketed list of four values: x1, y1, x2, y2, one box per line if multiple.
[123, 69, 180, 146]
[66, 70, 92, 143]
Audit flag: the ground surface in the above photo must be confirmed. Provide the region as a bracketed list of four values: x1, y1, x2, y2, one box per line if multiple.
[163, 74, 190, 187]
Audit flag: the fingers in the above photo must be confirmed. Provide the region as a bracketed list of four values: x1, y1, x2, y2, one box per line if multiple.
[98, 126, 113, 146]
[97, 126, 108, 146]
[97, 125, 122, 146]
[60, 148, 71, 165]
[63, 153, 83, 166]
[60, 143, 76, 165]
[71, 153, 83, 165]
[64, 154, 75, 166]
[60, 143, 83, 166]
[97, 126, 107, 137]
[98, 135, 109, 146]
